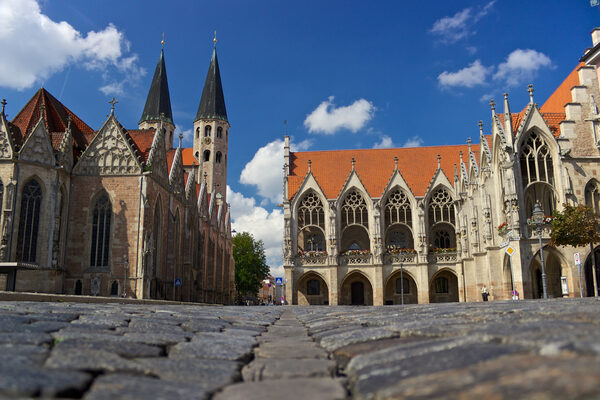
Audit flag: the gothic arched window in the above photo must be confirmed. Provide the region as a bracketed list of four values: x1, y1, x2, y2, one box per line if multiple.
[520, 131, 554, 188]
[585, 180, 600, 215]
[217, 127, 223, 138]
[297, 192, 325, 253]
[428, 188, 455, 226]
[204, 126, 211, 137]
[341, 190, 368, 230]
[384, 189, 412, 227]
[203, 150, 210, 162]
[16, 180, 42, 262]
[90, 194, 111, 268]
[216, 152, 222, 163]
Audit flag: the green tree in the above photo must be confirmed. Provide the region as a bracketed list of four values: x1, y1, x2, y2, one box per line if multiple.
[550, 204, 600, 296]
[232, 232, 270, 303]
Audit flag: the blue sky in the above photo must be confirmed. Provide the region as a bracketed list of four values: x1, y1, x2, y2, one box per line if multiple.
[1, 0, 598, 276]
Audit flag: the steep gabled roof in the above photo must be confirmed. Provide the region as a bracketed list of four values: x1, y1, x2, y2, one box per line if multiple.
[139, 49, 173, 125]
[288, 143, 482, 200]
[11, 88, 94, 153]
[540, 63, 582, 114]
[129, 129, 156, 162]
[195, 47, 227, 122]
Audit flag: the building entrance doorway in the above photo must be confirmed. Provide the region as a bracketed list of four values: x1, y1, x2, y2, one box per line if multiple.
[351, 281, 364, 305]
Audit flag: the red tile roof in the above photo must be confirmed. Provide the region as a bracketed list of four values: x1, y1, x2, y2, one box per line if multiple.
[128, 129, 155, 162]
[182, 147, 198, 166]
[541, 63, 582, 113]
[288, 143, 482, 200]
[11, 88, 94, 153]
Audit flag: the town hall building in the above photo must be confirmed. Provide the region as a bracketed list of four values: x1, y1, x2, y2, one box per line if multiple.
[0, 42, 235, 304]
[283, 30, 600, 305]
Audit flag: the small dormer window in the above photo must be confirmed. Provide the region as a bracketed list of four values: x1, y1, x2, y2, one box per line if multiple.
[204, 126, 211, 137]
[216, 151, 222, 163]
[217, 127, 222, 138]
[203, 150, 210, 162]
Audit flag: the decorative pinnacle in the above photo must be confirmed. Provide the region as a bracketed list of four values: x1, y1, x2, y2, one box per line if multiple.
[203, 172, 207, 183]
[161, 33, 165, 47]
[394, 156, 398, 169]
[351, 157, 355, 170]
[459, 150, 463, 160]
[489, 99, 495, 111]
[178, 132, 183, 147]
[528, 84, 534, 103]
[478, 120, 483, 133]
[108, 98, 118, 115]
[307, 159, 312, 172]
[503, 93, 508, 100]
[213, 30, 217, 45]
[437, 154, 441, 169]
[0, 99, 6, 115]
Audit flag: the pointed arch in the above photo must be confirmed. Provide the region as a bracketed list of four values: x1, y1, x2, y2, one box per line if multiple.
[90, 191, 112, 268]
[16, 178, 43, 262]
[296, 271, 329, 305]
[585, 179, 600, 214]
[429, 268, 459, 303]
[384, 269, 418, 304]
[382, 186, 414, 251]
[296, 190, 326, 253]
[426, 186, 456, 250]
[339, 270, 374, 305]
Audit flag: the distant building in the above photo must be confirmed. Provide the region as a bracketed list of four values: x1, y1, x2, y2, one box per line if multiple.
[283, 29, 600, 305]
[0, 43, 235, 303]
[257, 275, 275, 304]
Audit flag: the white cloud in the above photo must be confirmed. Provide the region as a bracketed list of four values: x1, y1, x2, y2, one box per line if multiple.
[430, 1, 496, 43]
[227, 186, 284, 276]
[403, 136, 424, 147]
[493, 49, 553, 87]
[240, 138, 311, 204]
[438, 60, 489, 88]
[373, 135, 394, 149]
[304, 96, 375, 134]
[180, 129, 193, 148]
[0, 0, 144, 91]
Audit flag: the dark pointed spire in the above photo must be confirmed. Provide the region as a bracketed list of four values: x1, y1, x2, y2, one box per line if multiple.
[195, 47, 227, 122]
[139, 48, 173, 125]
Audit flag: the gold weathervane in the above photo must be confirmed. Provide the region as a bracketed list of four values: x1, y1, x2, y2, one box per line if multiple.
[214, 30, 217, 44]
[161, 33, 165, 47]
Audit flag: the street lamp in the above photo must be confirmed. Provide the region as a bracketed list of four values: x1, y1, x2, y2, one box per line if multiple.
[531, 202, 548, 299]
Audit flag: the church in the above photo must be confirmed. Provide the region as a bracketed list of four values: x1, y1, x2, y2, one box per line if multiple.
[283, 29, 600, 305]
[0, 42, 235, 304]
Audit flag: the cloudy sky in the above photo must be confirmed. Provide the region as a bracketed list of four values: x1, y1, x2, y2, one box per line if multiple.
[0, 0, 598, 276]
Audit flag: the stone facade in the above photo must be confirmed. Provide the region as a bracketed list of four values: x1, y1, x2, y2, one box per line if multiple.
[283, 31, 600, 305]
[0, 46, 235, 303]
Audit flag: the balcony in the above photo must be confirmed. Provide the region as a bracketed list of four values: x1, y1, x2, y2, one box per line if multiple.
[427, 251, 458, 263]
[294, 252, 328, 266]
[339, 253, 372, 265]
[383, 252, 417, 264]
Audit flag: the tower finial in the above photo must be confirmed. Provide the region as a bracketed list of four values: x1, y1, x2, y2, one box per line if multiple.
[213, 30, 217, 46]
[307, 159, 312, 172]
[351, 157, 355, 170]
[0, 99, 6, 115]
[528, 84, 534, 104]
[109, 98, 118, 116]
[178, 132, 183, 147]
[467, 137, 472, 151]
[478, 120, 483, 132]
[394, 156, 398, 170]
[489, 99, 496, 112]
[459, 150, 463, 160]
[161, 33, 165, 47]
[437, 154, 441, 169]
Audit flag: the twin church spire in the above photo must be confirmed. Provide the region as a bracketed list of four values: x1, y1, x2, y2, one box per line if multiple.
[139, 36, 229, 201]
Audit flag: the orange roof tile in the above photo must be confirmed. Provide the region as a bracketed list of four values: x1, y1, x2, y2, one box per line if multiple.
[541, 63, 582, 113]
[166, 149, 176, 171]
[182, 147, 198, 166]
[288, 143, 482, 200]
[128, 129, 155, 162]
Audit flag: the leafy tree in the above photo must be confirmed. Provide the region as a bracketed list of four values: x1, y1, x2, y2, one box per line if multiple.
[550, 204, 600, 295]
[232, 232, 270, 303]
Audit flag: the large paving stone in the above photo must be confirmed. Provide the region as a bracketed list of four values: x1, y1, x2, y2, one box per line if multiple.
[0, 365, 91, 397]
[55, 338, 163, 358]
[45, 347, 145, 373]
[242, 358, 336, 381]
[213, 378, 347, 400]
[0, 344, 49, 366]
[318, 327, 400, 352]
[84, 373, 209, 400]
[254, 341, 328, 359]
[169, 339, 254, 361]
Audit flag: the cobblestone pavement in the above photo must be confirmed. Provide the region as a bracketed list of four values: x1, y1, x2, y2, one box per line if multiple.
[0, 298, 599, 399]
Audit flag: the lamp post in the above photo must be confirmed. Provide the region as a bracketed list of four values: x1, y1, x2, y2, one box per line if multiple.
[531, 202, 548, 299]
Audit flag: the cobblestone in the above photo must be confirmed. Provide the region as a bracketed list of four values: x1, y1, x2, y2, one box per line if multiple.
[0, 298, 598, 399]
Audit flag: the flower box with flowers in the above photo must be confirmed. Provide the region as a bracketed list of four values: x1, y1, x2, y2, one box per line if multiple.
[431, 247, 457, 253]
[526, 215, 554, 226]
[340, 249, 371, 256]
[386, 247, 417, 255]
[297, 250, 327, 257]
[497, 222, 508, 236]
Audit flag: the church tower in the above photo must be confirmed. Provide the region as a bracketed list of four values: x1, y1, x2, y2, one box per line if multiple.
[139, 45, 175, 152]
[194, 40, 229, 202]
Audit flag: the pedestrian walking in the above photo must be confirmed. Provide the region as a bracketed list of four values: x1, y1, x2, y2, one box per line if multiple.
[481, 286, 489, 302]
